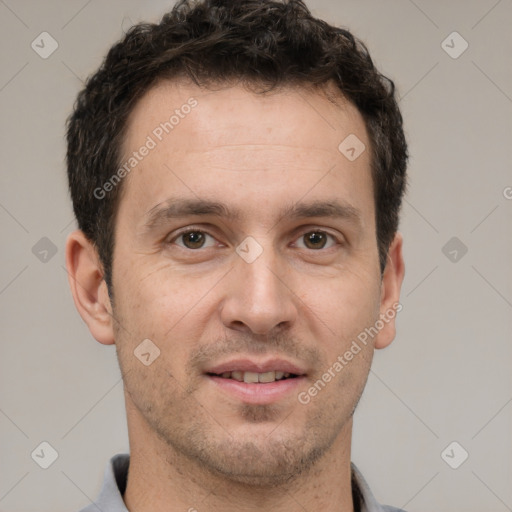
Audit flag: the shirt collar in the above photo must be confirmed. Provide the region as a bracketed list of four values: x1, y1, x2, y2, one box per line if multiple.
[80, 453, 402, 512]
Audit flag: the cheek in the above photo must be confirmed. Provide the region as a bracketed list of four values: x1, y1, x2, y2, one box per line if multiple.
[115, 260, 195, 324]
[303, 268, 381, 341]
[113, 263, 214, 369]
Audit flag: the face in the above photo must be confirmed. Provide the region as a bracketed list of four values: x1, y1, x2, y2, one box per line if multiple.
[106, 80, 397, 485]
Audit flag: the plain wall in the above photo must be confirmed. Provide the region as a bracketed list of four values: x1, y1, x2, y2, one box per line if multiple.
[0, 1, 511, 511]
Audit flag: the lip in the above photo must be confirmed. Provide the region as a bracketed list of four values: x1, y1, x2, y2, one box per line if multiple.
[206, 374, 306, 404]
[204, 358, 307, 405]
[205, 358, 306, 376]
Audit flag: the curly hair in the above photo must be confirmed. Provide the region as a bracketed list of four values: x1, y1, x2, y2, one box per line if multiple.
[66, 0, 408, 290]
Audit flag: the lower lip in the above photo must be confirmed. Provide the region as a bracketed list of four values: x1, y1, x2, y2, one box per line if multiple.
[206, 375, 306, 404]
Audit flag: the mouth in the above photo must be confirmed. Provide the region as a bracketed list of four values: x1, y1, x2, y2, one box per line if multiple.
[206, 370, 299, 383]
[204, 359, 307, 404]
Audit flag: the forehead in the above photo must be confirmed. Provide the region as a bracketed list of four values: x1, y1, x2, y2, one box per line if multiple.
[123, 79, 367, 152]
[118, 79, 374, 226]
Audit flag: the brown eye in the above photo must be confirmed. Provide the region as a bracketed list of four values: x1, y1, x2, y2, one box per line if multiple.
[174, 230, 215, 249]
[183, 231, 205, 249]
[295, 231, 337, 250]
[304, 232, 327, 249]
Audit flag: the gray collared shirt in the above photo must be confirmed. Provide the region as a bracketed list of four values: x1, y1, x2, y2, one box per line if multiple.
[77, 453, 406, 512]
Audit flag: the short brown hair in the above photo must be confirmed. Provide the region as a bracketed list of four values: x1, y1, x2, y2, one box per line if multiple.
[66, 0, 408, 290]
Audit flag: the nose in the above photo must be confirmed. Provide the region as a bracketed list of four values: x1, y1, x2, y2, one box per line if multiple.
[220, 246, 298, 336]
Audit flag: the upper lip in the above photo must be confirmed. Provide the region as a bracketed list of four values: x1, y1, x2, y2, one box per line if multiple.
[205, 358, 307, 376]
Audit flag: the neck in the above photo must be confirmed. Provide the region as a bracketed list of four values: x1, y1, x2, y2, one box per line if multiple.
[123, 399, 355, 512]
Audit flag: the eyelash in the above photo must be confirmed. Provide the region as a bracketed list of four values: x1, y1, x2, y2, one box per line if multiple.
[168, 227, 341, 251]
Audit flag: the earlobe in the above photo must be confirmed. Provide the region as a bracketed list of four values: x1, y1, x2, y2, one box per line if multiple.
[374, 232, 405, 350]
[65, 230, 115, 345]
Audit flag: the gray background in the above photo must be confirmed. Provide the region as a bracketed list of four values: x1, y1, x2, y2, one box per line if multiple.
[1, 1, 511, 511]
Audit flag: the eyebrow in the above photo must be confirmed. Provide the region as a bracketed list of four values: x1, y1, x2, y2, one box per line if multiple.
[142, 197, 362, 232]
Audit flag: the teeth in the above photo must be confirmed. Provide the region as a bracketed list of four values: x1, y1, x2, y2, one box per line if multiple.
[231, 371, 243, 381]
[244, 371, 259, 383]
[258, 371, 276, 383]
[216, 370, 294, 382]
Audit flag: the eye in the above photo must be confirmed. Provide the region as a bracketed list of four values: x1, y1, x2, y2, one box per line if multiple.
[294, 230, 338, 250]
[172, 229, 217, 250]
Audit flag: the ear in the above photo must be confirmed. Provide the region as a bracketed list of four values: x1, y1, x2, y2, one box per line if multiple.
[65, 230, 115, 345]
[374, 232, 405, 349]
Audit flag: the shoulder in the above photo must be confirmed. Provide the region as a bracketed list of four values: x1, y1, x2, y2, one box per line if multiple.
[73, 453, 130, 512]
[75, 505, 101, 512]
[351, 462, 408, 512]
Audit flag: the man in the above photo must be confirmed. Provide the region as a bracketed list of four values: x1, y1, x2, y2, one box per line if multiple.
[65, 0, 407, 510]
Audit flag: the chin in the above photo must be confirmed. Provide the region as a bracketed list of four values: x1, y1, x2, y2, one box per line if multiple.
[167, 422, 333, 488]
[197, 441, 314, 487]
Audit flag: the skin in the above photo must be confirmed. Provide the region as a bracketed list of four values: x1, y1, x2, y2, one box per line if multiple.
[66, 80, 404, 512]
